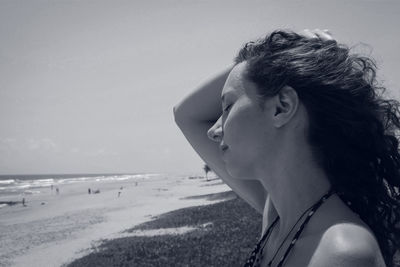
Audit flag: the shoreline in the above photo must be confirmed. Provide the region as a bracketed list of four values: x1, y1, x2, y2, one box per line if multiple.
[66, 190, 262, 267]
[0, 174, 231, 267]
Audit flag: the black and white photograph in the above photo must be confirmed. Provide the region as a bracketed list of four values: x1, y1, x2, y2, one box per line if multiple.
[0, 1, 399, 266]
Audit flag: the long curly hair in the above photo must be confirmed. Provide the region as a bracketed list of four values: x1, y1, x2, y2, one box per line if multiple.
[234, 30, 400, 266]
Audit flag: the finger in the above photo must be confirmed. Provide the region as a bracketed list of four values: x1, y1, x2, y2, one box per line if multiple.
[300, 29, 319, 39]
[322, 29, 332, 35]
[313, 29, 335, 41]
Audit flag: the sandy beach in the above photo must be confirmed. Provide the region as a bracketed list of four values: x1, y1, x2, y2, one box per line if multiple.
[0, 174, 231, 267]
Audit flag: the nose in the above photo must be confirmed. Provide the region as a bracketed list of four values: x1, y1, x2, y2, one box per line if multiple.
[207, 117, 223, 142]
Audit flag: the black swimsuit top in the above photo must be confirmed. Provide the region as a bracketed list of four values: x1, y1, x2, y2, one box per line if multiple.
[243, 188, 336, 267]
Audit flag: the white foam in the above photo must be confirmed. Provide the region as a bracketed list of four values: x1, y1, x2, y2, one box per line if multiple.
[0, 173, 162, 197]
[0, 179, 15, 185]
[33, 179, 54, 183]
[58, 177, 93, 184]
[15, 184, 31, 189]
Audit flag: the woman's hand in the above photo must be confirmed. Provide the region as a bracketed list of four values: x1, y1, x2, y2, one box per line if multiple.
[300, 29, 336, 42]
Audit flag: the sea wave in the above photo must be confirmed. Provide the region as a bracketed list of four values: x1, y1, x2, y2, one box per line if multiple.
[0, 173, 160, 196]
[0, 179, 15, 185]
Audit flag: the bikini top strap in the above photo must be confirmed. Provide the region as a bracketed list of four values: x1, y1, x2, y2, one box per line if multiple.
[243, 216, 279, 267]
[275, 188, 336, 267]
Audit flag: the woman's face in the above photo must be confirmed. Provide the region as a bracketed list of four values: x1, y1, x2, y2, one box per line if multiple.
[208, 62, 278, 179]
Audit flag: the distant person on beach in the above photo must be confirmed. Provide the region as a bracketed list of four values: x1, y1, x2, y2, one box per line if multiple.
[22, 198, 25, 206]
[56, 187, 59, 194]
[51, 184, 53, 191]
[88, 188, 91, 194]
[174, 29, 400, 266]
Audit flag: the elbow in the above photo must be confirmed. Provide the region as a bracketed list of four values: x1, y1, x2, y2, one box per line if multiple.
[173, 104, 180, 118]
[173, 104, 185, 127]
[173, 105, 177, 119]
[173, 105, 180, 123]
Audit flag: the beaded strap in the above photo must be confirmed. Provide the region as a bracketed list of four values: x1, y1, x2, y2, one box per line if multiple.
[242, 188, 336, 267]
[274, 188, 336, 267]
[243, 216, 279, 267]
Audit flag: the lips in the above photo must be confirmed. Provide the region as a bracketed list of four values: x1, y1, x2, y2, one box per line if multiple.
[220, 144, 229, 154]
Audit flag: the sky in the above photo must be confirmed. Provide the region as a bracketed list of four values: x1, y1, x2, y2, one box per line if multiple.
[0, 0, 399, 175]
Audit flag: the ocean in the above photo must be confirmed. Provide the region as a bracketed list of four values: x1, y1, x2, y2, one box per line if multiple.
[0, 173, 160, 199]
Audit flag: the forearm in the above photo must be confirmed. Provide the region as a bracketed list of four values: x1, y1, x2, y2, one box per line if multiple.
[174, 66, 232, 123]
[174, 66, 267, 214]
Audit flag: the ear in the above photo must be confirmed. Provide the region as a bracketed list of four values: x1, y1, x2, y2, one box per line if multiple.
[272, 86, 299, 128]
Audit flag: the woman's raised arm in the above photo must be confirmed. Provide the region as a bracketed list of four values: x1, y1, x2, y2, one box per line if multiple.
[173, 67, 267, 214]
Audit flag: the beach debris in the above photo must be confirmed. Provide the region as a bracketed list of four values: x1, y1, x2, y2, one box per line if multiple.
[93, 189, 100, 194]
[188, 176, 202, 179]
[155, 188, 168, 192]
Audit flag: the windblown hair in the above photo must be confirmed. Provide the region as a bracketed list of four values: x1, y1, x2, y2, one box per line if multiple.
[235, 30, 400, 266]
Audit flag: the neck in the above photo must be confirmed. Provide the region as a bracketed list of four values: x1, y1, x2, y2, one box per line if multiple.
[258, 143, 331, 239]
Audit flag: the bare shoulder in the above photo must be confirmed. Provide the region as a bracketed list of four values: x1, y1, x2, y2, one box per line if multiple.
[308, 223, 387, 267]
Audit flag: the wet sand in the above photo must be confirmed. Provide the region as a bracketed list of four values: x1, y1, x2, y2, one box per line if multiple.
[0, 174, 230, 267]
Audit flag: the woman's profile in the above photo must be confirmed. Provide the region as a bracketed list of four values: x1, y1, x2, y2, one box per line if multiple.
[174, 29, 400, 266]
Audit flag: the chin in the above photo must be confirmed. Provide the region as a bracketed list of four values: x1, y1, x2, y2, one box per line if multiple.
[226, 163, 254, 180]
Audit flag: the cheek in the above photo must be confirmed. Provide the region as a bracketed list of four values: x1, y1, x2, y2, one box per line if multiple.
[223, 106, 253, 137]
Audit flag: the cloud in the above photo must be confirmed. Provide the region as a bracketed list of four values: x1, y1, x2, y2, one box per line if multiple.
[70, 147, 80, 153]
[27, 138, 58, 151]
[85, 148, 118, 157]
[0, 138, 18, 150]
[67, 146, 119, 157]
[163, 147, 171, 155]
[0, 137, 59, 156]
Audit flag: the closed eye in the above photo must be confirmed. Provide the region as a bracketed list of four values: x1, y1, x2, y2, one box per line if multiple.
[223, 104, 232, 112]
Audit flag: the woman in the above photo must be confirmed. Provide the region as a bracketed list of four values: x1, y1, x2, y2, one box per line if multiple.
[173, 29, 400, 266]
